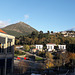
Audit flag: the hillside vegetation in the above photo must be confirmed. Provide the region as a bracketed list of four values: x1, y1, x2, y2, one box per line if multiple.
[15, 31, 75, 46]
[2, 22, 38, 37]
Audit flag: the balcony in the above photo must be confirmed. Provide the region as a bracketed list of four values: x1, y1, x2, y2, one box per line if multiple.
[0, 47, 13, 59]
[0, 48, 5, 54]
[7, 47, 12, 53]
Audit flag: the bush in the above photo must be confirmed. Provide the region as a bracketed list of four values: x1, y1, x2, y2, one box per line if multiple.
[35, 57, 43, 61]
[14, 50, 25, 56]
[37, 51, 45, 57]
[23, 45, 30, 52]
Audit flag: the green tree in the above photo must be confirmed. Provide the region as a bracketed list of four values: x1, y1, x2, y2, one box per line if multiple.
[47, 31, 50, 34]
[38, 31, 44, 39]
[31, 31, 38, 39]
[54, 52, 70, 67]
[15, 39, 20, 45]
[23, 45, 30, 51]
[45, 52, 54, 68]
[51, 31, 53, 33]
[18, 61, 29, 74]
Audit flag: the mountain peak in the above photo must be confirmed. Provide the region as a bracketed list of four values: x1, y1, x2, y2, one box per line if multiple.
[1, 22, 38, 37]
[18, 21, 25, 24]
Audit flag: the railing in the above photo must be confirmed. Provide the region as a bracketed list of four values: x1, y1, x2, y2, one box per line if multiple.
[0, 48, 5, 54]
[7, 47, 12, 53]
[0, 47, 12, 54]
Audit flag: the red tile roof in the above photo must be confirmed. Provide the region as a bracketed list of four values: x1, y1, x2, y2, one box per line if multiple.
[0, 29, 6, 34]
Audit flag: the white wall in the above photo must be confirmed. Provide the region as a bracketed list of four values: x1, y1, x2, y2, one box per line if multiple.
[46, 44, 56, 51]
[36, 45, 43, 51]
[46, 44, 66, 51]
[58, 45, 66, 50]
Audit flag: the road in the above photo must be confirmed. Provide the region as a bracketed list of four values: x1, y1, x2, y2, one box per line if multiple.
[18, 49, 46, 59]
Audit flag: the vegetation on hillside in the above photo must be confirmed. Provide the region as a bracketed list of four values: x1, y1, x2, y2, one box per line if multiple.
[15, 31, 75, 46]
[14, 46, 25, 57]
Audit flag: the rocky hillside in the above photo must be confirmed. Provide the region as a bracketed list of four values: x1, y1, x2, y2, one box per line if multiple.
[1, 22, 38, 37]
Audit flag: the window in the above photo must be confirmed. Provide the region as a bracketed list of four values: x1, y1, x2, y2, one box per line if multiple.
[60, 46, 62, 49]
[51, 46, 52, 49]
[0, 44, 4, 53]
[0, 43, 1, 53]
[48, 46, 50, 49]
[39, 46, 41, 49]
[37, 46, 38, 49]
[2, 44, 4, 53]
[7, 42, 11, 53]
[63, 46, 64, 49]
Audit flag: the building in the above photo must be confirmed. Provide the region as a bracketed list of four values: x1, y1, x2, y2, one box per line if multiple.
[35, 45, 43, 51]
[58, 45, 66, 50]
[46, 43, 66, 52]
[16, 45, 23, 49]
[68, 33, 75, 37]
[31, 49, 37, 53]
[61, 31, 75, 37]
[46, 43, 56, 51]
[61, 31, 67, 34]
[0, 29, 15, 75]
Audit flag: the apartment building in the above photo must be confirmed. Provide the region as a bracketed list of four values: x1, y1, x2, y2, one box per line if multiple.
[0, 29, 15, 75]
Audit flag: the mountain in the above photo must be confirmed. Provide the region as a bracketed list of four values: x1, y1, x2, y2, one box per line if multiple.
[65, 27, 75, 31]
[1, 22, 38, 37]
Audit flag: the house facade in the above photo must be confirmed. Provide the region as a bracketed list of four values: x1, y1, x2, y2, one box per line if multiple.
[35, 45, 43, 51]
[0, 29, 15, 75]
[46, 43, 66, 51]
[46, 43, 56, 51]
[58, 45, 66, 50]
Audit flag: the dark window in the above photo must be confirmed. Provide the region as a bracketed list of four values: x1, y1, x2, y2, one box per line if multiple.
[0, 43, 1, 53]
[7, 59, 12, 74]
[0, 44, 4, 53]
[0, 37, 5, 44]
[7, 42, 12, 53]
[0, 59, 5, 68]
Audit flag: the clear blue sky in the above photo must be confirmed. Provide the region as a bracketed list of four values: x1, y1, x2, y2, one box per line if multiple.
[0, 0, 75, 32]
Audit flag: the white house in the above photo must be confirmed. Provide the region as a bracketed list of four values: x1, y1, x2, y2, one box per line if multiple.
[46, 43, 56, 51]
[58, 45, 66, 50]
[46, 43, 66, 52]
[35, 45, 43, 51]
[16, 45, 23, 49]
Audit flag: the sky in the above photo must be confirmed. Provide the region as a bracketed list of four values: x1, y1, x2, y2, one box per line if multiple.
[0, 0, 75, 32]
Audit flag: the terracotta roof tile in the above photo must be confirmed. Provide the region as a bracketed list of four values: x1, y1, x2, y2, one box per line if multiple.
[0, 29, 6, 34]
